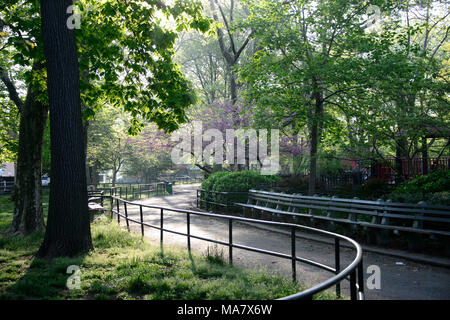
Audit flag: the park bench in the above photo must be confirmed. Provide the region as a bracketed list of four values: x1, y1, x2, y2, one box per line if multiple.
[87, 190, 106, 221]
[235, 189, 450, 250]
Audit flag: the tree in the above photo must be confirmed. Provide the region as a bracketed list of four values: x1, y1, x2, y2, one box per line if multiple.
[37, 0, 92, 259]
[125, 125, 174, 182]
[208, 0, 253, 106]
[1, 0, 211, 235]
[0, 1, 48, 235]
[87, 105, 133, 186]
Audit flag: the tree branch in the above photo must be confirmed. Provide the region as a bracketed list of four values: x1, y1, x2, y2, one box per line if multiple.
[0, 65, 24, 112]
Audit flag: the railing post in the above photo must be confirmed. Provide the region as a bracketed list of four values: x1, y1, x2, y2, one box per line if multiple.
[291, 227, 296, 282]
[110, 196, 113, 219]
[116, 198, 120, 224]
[357, 257, 364, 300]
[139, 205, 144, 237]
[335, 237, 341, 298]
[125, 187, 128, 200]
[124, 202, 129, 232]
[229, 219, 233, 265]
[187, 213, 191, 251]
[350, 269, 357, 300]
[160, 208, 164, 244]
[196, 190, 199, 208]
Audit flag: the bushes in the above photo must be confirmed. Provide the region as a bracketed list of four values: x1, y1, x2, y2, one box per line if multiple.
[357, 178, 391, 200]
[386, 170, 450, 205]
[393, 170, 450, 194]
[201, 171, 230, 193]
[202, 170, 280, 193]
[201, 171, 280, 207]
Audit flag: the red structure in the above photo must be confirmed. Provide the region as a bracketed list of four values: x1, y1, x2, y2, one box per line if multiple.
[372, 157, 449, 182]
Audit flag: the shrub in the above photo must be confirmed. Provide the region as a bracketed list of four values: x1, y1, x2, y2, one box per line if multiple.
[212, 170, 280, 193]
[393, 170, 450, 194]
[201, 171, 280, 206]
[385, 170, 450, 205]
[357, 178, 390, 199]
[201, 171, 230, 192]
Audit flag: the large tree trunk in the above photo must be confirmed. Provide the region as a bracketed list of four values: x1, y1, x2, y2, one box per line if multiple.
[37, 0, 92, 259]
[10, 81, 48, 235]
[395, 136, 408, 183]
[308, 85, 323, 195]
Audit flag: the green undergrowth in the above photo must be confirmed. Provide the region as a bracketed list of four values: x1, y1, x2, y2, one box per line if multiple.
[0, 193, 340, 300]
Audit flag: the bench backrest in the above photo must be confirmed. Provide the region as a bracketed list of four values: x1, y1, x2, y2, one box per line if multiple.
[246, 189, 450, 232]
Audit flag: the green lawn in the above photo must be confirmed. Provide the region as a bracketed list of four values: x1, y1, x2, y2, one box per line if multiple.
[0, 193, 339, 300]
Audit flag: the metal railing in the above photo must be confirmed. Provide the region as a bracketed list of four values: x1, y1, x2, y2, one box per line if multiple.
[196, 189, 249, 212]
[105, 195, 364, 300]
[90, 183, 167, 200]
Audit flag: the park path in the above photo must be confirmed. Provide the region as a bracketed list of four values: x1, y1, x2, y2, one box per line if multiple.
[117, 183, 450, 300]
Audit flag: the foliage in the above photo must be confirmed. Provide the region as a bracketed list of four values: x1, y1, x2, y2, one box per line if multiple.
[215, 170, 279, 200]
[201, 170, 230, 191]
[386, 170, 450, 205]
[87, 105, 133, 183]
[393, 170, 450, 194]
[202, 170, 280, 204]
[0, 210, 305, 300]
[357, 178, 390, 200]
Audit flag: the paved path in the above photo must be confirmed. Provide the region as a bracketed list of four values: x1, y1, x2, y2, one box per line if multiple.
[117, 183, 450, 300]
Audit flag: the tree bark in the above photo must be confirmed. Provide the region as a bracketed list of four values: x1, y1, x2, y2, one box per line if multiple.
[422, 136, 428, 175]
[10, 77, 48, 235]
[37, 0, 92, 259]
[308, 83, 323, 195]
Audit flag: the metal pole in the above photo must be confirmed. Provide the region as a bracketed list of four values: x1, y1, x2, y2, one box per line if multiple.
[291, 227, 296, 282]
[140, 205, 144, 237]
[124, 202, 129, 232]
[335, 237, 341, 297]
[110, 196, 113, 219]
[229, 219, 233, 265]
[350, 270, 357, 300]
[358, 257, 364, 299]
[187, 213, 191, 251]
[196, 190, 199, 208]
[116, 198, 120, 224]
[160, 208, 164, 244]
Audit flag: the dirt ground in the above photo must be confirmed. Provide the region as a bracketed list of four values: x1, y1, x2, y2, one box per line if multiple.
[115, 183, 450, 300]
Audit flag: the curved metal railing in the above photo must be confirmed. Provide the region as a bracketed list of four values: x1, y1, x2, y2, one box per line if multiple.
[105, 195, 364, 300]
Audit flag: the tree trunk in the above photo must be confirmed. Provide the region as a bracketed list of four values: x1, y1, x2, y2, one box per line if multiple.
[395, 136, 408, 183]
[308, 120, 318, 195]
[10, 82, 48, 235]
[112, 169, 117, 188]
[422, 136, 428, 175]
[229, 65, 238, 106]
[308, 85, 323, 195]
[37, 0, 92, 259]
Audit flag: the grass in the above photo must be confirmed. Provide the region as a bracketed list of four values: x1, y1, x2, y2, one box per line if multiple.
[0, 193, 312, 300]
[0, 193, 341, 300]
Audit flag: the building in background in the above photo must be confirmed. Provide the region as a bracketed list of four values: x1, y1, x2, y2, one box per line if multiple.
[0, 163, 15, 194]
